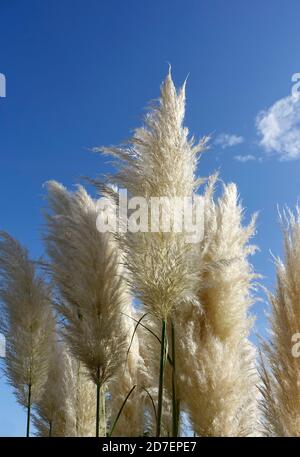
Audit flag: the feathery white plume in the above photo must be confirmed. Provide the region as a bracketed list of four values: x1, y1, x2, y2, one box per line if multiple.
[44, 181, 134, 435]
[0, 232, 54, 436]
[33, 340, 74, 437]
[175, 177, 258, 436]
[96, 69, 207, 320]
[260, 207, 300, 436]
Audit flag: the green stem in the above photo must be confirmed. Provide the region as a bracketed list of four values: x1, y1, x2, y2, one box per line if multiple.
[156, 319, 167, 437]
[26, 384, 32, 437]
[171, 320, 179, 437]
[100, 385, 106, 436]
[122, 312, 173, 365]
[109, 385, 136, 437]
[96, 374, 101, 437]
[141, 387, 157, 424]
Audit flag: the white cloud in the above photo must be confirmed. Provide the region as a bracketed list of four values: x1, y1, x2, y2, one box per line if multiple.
[256, 93, 300, 160]
[215, 133, 244, 149]
[234, 154, 256, 163]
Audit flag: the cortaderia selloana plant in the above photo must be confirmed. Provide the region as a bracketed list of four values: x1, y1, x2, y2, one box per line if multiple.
[0, 68, 268, 438]
[0, 232, 54, 437]
[260, 207, 300, 436]
[94, 68, 207, 436]
[43, 181, 136, 437]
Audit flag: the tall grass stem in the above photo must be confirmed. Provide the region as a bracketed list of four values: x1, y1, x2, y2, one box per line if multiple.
[171, 320, 179, 437]
[26, 384, 31, 437]
[156, 319, 167, 437]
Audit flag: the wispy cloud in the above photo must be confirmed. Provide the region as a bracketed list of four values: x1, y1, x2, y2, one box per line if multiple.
[215, 133, 244, 149]
[234, 154, 256, 163]
[256, 93, 300, 161]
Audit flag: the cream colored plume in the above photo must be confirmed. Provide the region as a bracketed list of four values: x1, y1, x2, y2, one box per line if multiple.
[0, 232, 54, 412]
[44, 182, 132, 386]
[95, 69, 207, 320]
[67, 358, 97, 437]
[175, 177, 258, 436]
[44, 181, 140, 435]
[260, 207, 300, 436]
[33, 341, 74, 437]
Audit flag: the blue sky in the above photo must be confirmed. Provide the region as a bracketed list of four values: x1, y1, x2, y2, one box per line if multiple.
[1, 0, 300, 436]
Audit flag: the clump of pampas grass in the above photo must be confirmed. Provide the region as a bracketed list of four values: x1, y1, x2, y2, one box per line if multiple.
[0, 232, 54, 436]
[260, 208, 300, 436]
[0, 69, 265, 438]
[44, 181, 135, 436]
[174, 176, 258, 436]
